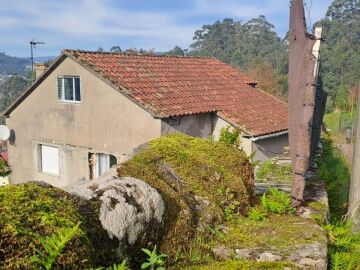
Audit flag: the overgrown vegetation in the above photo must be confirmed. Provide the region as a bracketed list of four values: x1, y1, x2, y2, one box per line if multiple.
[118, 133, 254, 260]
[219, 126, 241, 147]
[318, 137, 350, 217]
[0, 182, 119, 269]
[256, 160, 292, 183]
[31, 222, 81, 270]
[141, 246, 167, 270]
[316, 136, 360, 269]
[0, 155, 11, 177]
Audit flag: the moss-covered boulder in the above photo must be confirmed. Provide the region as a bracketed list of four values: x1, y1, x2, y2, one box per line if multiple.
[117, 133, 254, 258]
[0, 182, 119, 269]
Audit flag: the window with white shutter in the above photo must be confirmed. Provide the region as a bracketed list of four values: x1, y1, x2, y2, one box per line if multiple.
[40, 145, 59, 175]
[57, 76, 81, 102]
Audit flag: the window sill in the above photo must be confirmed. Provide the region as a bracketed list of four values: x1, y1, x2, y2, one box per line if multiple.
[39, 171, 60, 178]
[59, 100, 81, 104]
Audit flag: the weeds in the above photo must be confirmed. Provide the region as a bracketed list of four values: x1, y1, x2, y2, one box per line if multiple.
[31, 222, 81, 270]
[141, 246, 167, 270]
[219, 126, 241, 147]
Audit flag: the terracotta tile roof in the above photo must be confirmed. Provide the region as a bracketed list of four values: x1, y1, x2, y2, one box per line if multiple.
[65, 50, 288, 137]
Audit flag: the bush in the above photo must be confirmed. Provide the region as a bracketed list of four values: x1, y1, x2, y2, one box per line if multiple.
[0, 183, 118, 269]
[219, 126, 240, 147]
[118, 133, 254, 259]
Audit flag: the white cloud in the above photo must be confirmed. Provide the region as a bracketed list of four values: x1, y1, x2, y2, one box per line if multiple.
[0, 0, 332, 56]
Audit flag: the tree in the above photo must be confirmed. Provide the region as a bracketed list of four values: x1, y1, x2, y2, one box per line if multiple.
[247, 58, 281, 96]
[97, 47, 104, 52]
[110, 46, 122, 53]
[190, 18, 238, 63]
[0, 75, 29, 115]
[314, 0, 360, 110]
[166, 46, 185, 56]
[189, 16, 288, 98]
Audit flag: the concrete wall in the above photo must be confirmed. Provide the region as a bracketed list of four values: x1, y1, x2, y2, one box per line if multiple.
[6, 57, 162, 187]
[252, 134, 289, 161]
[161, 114, 213, 138]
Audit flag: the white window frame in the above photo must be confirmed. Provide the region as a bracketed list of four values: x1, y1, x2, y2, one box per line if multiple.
[39, 144, 60, 176]
[57, 76, 81, 103]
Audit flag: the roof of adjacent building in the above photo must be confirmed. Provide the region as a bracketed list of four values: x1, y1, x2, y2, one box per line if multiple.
[4, 50, 288, 137]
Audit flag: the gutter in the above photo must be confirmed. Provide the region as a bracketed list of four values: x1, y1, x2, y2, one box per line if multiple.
[249, 130, 288, 142]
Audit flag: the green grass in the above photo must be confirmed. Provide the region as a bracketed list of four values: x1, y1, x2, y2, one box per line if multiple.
[324, 111, 354, 134]
[317, 137, 350, 219]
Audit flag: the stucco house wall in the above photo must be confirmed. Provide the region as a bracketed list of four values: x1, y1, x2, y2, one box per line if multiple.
[212, 116, 288, 161]
[6, 57, 162, 187]
[252, 134, 289, 161]
[161, 114, 213, 138]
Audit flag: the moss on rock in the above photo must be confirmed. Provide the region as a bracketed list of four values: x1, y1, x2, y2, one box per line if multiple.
[176, 260, 298, 270]
[117, 133, 254, 258]
[0, 182, 118, 269]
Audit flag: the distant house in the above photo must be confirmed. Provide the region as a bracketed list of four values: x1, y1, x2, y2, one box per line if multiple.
[3, 50, 288, 187]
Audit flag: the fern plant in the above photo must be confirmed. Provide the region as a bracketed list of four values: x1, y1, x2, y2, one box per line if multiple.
[141, 246, 167, 270]
[325, 221, 360, 270]
[261, 188, 294, 214]
[91, 260, 129, 270]
[248, 206, 268, 221]
[31, 222, 81, 270]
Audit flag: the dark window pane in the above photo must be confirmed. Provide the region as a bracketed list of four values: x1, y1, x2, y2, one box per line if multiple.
[57, 77, 62, 99]
[64, 77, 74, 101]
[75, 78, 81, 101]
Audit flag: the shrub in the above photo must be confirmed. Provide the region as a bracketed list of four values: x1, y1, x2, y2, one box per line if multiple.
[0, 182, 118, 269]
[261, 188, 294, 214]
[219, 126, 240, 147]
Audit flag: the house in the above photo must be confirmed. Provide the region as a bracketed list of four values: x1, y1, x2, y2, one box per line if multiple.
[3, 50, 288, 187]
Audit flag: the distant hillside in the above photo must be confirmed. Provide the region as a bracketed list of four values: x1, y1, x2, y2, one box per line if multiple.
[0, 75, 29, 113]
[0, 53, 29, 76]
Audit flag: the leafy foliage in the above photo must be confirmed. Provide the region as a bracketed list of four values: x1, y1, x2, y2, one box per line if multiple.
[0, 75, 29, 114]
[189, 16, 288, 98]
[0, 156, 11, 177]
[256, 160, 293, 183]
[317, 137, 350, 217]
[248, 206, 268, 221]
[141, 246, 167, 270]
[91, 260, 129, 270]
[323, 221, 360, 270]
[31, 222, 81, 269]
[314, 0, 360, 109]
[0, 183, 118, 269]
[260, 188, 294, 214]
[219, 126, 240, 147]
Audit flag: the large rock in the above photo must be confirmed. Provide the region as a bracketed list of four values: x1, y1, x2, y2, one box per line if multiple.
[65, 169, 165, 254]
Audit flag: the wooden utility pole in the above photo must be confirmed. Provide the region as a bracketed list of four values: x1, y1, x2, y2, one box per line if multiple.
[288, 0, 323, 207]
[349, 81, 360, 231]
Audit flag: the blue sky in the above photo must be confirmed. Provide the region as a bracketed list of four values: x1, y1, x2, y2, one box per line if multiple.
[0, 0, 333, 57]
